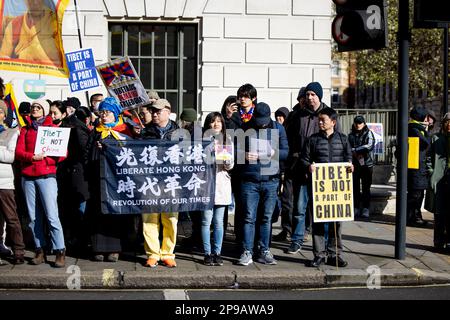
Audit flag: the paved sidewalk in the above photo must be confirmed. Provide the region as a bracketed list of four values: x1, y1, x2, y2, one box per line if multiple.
[0, 209, 449, 290]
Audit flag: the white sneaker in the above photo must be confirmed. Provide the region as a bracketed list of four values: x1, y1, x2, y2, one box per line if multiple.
[361, 208, 370, 218]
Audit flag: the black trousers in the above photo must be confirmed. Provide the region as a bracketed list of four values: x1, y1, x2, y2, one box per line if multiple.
[353, 165, 373, 209]
[434, 174, 450, 247]
[407, 189, 425, 222]
[278, 176, 294, 234]
[0, 189, 25, 256]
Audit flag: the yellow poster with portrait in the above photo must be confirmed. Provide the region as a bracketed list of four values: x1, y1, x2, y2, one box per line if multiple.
[0, 0, 69, 77]
[312, 162, 354, 223]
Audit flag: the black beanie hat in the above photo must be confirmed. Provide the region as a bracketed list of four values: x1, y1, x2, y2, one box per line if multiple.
[354, 115, 365, 124]
[275, 107, 289, 119]
[410, 106, 427, 122]
[305, 82, 323, 101]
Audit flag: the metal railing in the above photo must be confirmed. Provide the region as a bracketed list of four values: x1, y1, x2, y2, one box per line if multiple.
[336, 109, 398, 165]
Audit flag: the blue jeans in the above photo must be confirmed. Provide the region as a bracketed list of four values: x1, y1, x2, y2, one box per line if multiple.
[201, 205, 226, 255]
[241, 179, 279, 254]
[22, 177, 65, 251]
[291, 184, 309, 245]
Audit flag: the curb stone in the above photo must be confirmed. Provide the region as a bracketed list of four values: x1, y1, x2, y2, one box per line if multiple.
[1, 269, 449, 289]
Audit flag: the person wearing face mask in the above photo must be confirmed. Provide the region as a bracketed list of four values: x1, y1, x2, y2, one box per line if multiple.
[89, 93, 103, 126]
[348, 116, 375, 219]
[89, 93, 104, 115]
[235, 101, 289, 266]
[54, 100, 91, 255]
[49, 100, 67, 127]
[15, 99, 66, 268]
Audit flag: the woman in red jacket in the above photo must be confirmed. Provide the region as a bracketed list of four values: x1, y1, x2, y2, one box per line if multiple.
[15, 99, 66, 268]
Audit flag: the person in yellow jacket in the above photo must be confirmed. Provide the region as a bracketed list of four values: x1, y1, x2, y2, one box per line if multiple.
[0, 0, 63, 67]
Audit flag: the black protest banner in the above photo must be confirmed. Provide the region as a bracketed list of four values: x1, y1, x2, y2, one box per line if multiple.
[100, 139, 215, 214]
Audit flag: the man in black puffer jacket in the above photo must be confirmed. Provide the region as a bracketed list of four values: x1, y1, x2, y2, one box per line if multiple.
[407, 106, 431, 227]
[301, 107, 352, 268]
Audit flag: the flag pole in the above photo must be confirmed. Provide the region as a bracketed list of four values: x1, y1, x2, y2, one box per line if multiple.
[74, 0, 90, 107]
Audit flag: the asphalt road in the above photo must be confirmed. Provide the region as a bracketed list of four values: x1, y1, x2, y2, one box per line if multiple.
[1, 285, 449, 300]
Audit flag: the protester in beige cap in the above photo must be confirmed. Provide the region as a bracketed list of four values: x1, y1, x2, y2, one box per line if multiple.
[147, 90, 160, 103]
[140, 98, 180, 268]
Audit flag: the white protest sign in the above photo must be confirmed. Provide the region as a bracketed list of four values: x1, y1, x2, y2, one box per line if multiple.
[34, 127, 71, 157]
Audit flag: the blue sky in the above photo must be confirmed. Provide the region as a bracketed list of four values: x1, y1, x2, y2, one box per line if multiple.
[3, 0, 57, 17]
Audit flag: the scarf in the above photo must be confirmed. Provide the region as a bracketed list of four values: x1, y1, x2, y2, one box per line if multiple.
[95, 116, 126, 140]
[31, 117, 46, 131]
[240, 106, 254, 123]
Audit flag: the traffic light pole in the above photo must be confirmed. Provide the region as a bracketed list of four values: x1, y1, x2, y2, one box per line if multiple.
[395, 0, 409, 260]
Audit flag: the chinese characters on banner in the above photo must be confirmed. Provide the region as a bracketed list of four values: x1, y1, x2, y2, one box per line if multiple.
[96, 57, 150, 111]
[312, 163, 354, 223]
[0, 0, 70, 77]
[101, 140, 216, 214]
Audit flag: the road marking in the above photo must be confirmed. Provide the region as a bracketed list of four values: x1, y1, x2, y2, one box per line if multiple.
[163, 289, 189, 300]
[412, 268, 424, 277]
[102, 269, 115, 287]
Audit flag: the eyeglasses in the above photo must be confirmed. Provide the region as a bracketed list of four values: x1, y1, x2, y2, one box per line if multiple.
[151, 109, 168, 115]
[99, 110, 113, 116]
[31, 105, 42, 110]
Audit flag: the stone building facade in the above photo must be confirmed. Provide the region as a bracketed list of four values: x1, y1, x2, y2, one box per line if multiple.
[1, 0, 332, 118]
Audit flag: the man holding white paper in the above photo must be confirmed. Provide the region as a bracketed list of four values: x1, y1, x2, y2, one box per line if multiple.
[235, 101, 289, 266]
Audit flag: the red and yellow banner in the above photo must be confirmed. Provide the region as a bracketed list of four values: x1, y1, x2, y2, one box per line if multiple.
[0, 0, 69, 77]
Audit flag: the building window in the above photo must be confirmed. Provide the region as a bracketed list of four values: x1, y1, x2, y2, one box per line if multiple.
[109, 23, 198, 116]
[331, 60, 340, 77]
[332, 88, 340, 104]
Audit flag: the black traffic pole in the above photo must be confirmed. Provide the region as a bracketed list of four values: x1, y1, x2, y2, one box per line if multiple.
[444, 25, 449, 115]
[395, 0, 410, 260]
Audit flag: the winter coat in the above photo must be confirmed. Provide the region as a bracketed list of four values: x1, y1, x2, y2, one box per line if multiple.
[0, 128, 19, 189]
[407, 121, 431, 190]
[348, 125, 375, 168]
[15, 115, 64, 178]
[285, 102, 341, 183]
[300, 130, 352, 169]
[141, 120, 180, 141]
[235, 120, 289, 182]
[424, 133, 449, 214]
[86, 120, 135, 209]
[57, 115, 91, 202]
